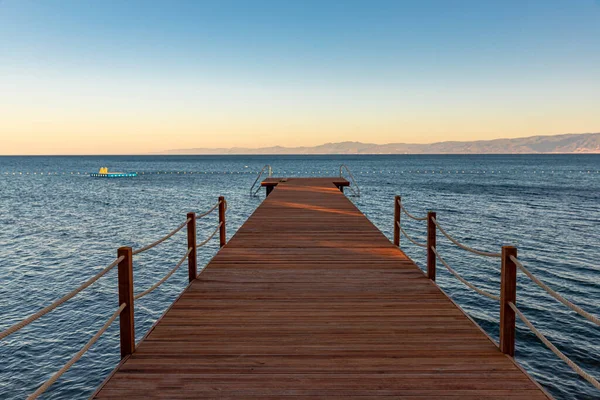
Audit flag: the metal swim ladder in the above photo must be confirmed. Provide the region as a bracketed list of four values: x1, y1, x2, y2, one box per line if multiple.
[250, 164, 272, 196]
[339, 164, 360, 197]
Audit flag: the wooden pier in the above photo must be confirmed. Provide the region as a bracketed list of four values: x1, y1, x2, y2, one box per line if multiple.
[94, 178, 549, 399]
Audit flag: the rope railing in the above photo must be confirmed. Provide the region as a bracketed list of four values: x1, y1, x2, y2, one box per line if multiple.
[197, 222, 223, 248]
[431, 246, 500, 301]
[2, 196, 228, 398]
[392, 194, 599, 394]
[509, 302, 600, 390]
[431, 217, 501, 258]
[398, 199, 427, 221]
[28, 303, 126, 399]
[132, 218, 190, 255]
[196, 200, 221, 218]
[510, 256, 600, 327]
[397, 221, 427, 248]
[393, 195, 513, 350]
[0, 256, 124, 341]
[134, 248, 192, 300]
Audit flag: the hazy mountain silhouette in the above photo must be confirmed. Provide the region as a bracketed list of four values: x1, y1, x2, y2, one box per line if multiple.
[159, 132, 600, 155]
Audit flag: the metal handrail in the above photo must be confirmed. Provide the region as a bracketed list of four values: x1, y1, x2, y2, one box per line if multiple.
[339, 164, 360, 197]
[250, 164, 272, 196]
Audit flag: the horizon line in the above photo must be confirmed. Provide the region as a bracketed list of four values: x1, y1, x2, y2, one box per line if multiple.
[2, 152, 600, 157]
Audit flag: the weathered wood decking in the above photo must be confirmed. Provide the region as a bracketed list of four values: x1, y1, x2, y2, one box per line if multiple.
[95, 178, 549, 399]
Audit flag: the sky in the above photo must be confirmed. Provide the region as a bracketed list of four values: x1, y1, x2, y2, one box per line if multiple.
[0, 0, 599, 155]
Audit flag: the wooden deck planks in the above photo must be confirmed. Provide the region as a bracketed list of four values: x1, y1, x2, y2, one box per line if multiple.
[94, 178, 549, 399]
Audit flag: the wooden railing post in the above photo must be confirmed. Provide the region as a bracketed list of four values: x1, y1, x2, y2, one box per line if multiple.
[393, 195, 401, 247]
[426, 212, 436, 281]
[219, 196, 226, 247]
[187, 212, 197, 282]
[500, 246, 517, 357]
[117, 247, 135, 359]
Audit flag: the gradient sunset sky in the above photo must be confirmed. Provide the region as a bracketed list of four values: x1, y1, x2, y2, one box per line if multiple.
[1, 0, 599, 155]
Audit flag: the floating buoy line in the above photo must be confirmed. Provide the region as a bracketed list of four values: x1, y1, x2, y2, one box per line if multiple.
[1, 170, 599, 176]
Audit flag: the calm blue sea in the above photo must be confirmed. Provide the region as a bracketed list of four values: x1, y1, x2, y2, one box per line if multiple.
[1, 155, 599, 399]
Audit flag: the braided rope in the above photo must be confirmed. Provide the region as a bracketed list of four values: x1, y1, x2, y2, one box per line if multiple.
[132, 218, 190, 255]
[509, 302, 600, 390]
[197, 222, 222, 247]
[134, 248, 191, 300]
[397, 221, 427, 248]
[432, 217, 501, 258]
[0, 256, 124, 341]
[510, 256, 600, 327]
[196, 201, 220, 219]
[398, 199, 427, 221]
[28, 303, 126, 399]
[431, 246, 500, 301]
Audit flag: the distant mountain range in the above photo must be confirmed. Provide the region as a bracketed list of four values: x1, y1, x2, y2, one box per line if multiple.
[159, 132, 600, 155]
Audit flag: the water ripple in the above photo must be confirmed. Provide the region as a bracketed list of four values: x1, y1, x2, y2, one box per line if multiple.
[1, 154, 599, 399]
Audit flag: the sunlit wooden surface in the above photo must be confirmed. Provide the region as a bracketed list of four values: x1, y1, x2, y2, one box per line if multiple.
[94, 178, 549, 399]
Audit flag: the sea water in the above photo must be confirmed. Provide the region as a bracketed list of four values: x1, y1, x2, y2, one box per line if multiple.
[0, 155, 599, 399]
